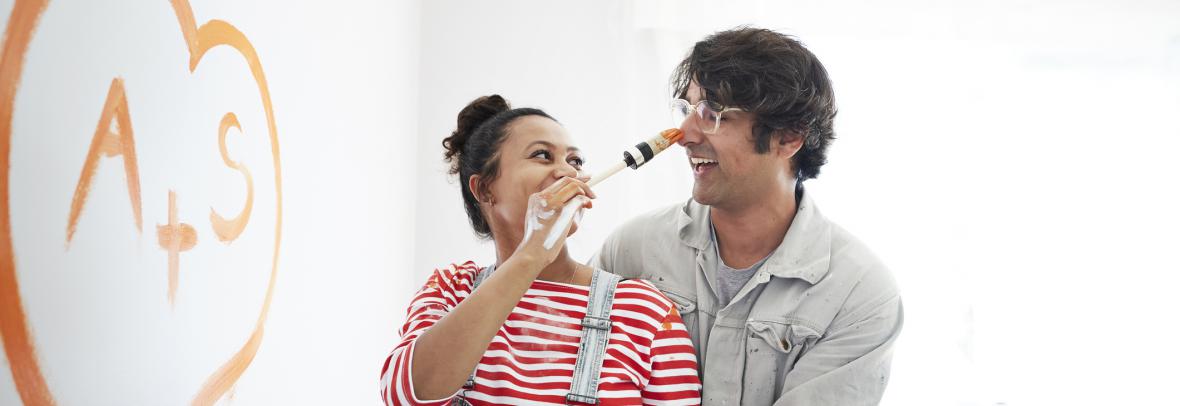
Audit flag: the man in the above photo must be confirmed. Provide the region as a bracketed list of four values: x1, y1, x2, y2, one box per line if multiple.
[593, 27, 903, 405]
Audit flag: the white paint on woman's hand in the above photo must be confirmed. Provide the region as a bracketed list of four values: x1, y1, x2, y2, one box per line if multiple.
[543, 197, 587, 250]
[522, 195, 555, 244]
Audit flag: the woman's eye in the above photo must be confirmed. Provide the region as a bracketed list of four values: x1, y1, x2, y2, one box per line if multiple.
[530, 150, 552, 160]
[569, 157, 585, 168]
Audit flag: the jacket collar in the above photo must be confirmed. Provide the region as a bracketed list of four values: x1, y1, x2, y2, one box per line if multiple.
[677, 187, 832, 284]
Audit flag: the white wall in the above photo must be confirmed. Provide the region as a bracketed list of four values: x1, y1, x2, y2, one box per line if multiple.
[0, 0, 419, 404]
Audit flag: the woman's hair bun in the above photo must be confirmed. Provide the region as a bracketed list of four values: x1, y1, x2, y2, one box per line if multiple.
[442, 95, 511, 174]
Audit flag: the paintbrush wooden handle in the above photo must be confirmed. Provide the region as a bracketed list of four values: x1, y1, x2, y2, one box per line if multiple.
[587, 161, 627, 188]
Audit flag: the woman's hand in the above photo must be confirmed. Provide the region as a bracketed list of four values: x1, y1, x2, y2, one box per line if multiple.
[511, 176, 596, 268]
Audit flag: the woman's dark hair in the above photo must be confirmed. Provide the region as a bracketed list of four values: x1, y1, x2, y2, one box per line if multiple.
[671, 26, 837, 181]
[442, 95, 554, 239]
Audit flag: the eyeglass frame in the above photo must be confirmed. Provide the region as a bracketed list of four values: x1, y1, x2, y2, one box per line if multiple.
[670, 98, 745, 134]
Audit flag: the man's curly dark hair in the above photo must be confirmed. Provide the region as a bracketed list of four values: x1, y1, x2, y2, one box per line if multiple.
[672, 26, 837, 181]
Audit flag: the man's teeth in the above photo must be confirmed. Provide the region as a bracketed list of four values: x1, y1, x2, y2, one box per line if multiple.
[690, 157, 717, 165]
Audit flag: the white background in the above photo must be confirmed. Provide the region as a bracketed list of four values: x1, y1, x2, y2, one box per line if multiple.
[1, 0, 420, 404]
[2, 0, 1179, 405]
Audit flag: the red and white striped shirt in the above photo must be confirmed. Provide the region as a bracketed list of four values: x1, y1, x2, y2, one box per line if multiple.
[380, 261, 701, 405]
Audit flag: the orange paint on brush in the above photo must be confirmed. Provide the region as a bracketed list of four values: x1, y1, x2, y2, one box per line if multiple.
[0, 0, 56, 405]
[67, 77, 144, 245]
[658, 128, 684, 147]
[587, 128, 685, 188]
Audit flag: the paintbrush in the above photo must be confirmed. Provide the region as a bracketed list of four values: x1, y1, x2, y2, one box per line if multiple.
[587, 128, 684, 187]
[546, 129, 684, 206]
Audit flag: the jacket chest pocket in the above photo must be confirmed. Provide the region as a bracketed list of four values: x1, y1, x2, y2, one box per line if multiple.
[742, 320, 820, 405]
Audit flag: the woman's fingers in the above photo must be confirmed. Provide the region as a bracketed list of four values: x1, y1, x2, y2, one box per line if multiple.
[519, 177, 596, 255]
[575, 176, 597, 199]
[542, 177, 596, 208]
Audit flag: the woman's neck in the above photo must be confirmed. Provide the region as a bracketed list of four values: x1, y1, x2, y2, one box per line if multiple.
[535, 253, 580, 284]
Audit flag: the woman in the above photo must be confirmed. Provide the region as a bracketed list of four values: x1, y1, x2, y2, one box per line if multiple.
[380, 95, 701, 405]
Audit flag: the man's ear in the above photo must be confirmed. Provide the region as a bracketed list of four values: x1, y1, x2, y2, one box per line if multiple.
[776, 129, 805, 159]
[469, 174, 492, 205]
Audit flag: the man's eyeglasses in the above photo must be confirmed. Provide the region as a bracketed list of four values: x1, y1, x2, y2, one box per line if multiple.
[670, 99, 743, 134]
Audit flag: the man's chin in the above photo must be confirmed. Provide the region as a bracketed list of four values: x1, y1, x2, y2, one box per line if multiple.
[692, 186, 719, 207]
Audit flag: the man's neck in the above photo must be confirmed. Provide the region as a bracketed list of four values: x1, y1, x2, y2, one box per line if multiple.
[710, 183, 799, 269]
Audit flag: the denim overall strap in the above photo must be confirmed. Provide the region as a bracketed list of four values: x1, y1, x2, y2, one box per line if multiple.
[566, 270, 622, 404]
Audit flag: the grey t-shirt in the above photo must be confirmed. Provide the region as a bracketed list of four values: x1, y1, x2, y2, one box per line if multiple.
[712, 226, 770, 306]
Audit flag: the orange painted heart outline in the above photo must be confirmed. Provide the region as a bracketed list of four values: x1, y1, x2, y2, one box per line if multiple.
[0, 0, 284, 404]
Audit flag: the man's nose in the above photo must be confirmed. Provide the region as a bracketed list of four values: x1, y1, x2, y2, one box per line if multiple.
[677, 119, 702, 146]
